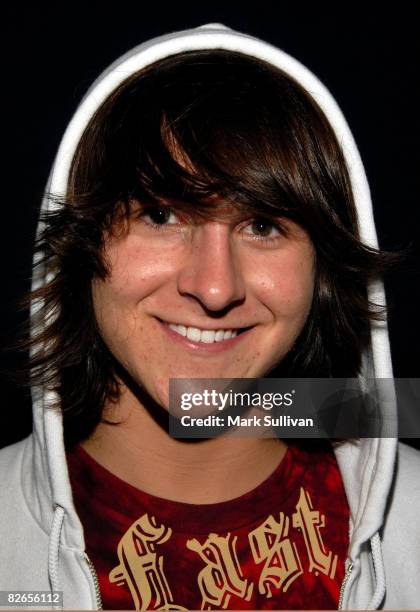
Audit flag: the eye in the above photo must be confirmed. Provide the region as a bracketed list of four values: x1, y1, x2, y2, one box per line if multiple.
[140, 205, 180, 227]
[243, 218, 282, 239]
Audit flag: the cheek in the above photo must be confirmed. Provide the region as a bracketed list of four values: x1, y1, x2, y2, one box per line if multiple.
[104, 240, 174, 300]
[254, 250, 315, 320]
[91, 240, 172, 349]
[91, 280, 132, 356]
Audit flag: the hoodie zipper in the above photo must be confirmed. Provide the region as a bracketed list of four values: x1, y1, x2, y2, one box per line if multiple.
[338, 561, 353, 609]
[84, 553, 103, 610]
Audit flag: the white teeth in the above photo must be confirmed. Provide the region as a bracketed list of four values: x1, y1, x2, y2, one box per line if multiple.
[178, 324, 187, 337]
[187, 327, 201, 342]
[201, 330, 216, 343]
[169, 323, 187, 337]
[167, 323, 239, 344]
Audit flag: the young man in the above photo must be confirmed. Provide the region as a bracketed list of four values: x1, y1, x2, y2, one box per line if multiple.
[1, 24, 419, 610]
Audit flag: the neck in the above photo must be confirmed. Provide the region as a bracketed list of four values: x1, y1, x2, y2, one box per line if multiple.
[81, 384, 287, 504]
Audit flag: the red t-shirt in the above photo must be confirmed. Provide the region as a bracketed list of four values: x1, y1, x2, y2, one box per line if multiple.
[67, 443, 349, 610]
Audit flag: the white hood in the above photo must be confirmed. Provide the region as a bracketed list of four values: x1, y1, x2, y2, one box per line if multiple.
[30, 23, 397, 610]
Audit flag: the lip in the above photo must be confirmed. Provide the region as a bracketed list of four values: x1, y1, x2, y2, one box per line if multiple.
[157, 318, 253, 353]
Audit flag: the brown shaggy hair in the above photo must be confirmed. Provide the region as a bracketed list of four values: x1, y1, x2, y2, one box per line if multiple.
[22, 50, 394, 446]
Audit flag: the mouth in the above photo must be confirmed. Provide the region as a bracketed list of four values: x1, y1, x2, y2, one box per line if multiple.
[157, 319, 253, 349]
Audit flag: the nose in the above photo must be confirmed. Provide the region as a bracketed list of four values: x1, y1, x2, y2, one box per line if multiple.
[177, 222, 246, 312]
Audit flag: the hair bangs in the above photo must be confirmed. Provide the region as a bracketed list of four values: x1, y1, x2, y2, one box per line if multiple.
[128, 108, 310, 226]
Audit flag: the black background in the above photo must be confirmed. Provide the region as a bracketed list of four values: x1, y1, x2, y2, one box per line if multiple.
[1, 3, 419, 449]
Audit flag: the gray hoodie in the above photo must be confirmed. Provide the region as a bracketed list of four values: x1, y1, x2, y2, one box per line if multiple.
[1, 24, 420, 610]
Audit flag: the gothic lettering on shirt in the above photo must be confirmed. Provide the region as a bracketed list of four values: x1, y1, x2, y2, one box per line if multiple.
[293, 487, 338, 578]
[187, 533, 253, 608]
[109, 486, 339, 610]
[248, 513, 303, 596]
[109, 514, 187, 611]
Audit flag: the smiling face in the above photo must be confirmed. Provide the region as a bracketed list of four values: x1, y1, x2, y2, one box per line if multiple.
[92, 203, 315, 409]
